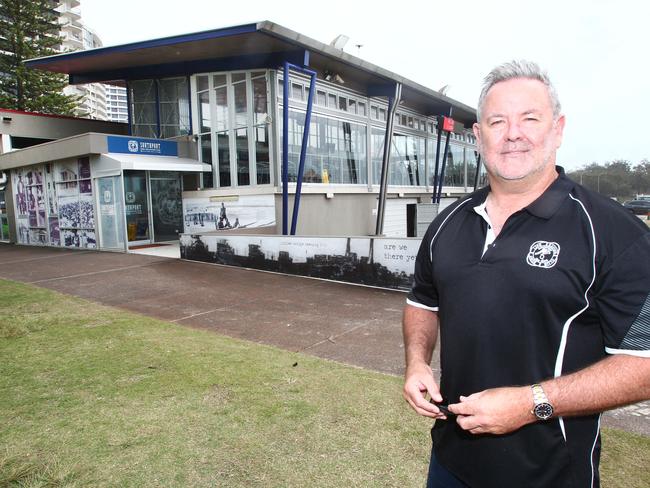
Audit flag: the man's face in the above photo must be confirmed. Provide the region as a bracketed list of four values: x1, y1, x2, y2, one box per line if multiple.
[473, 78, 565, 183]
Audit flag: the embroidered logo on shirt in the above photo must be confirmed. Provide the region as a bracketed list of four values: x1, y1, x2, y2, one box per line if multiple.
[526, 241, 560, 268]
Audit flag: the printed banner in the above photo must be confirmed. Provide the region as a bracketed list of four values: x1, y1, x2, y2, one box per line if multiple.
[183, 194, 275, 233]
[180, 234, 419, 291]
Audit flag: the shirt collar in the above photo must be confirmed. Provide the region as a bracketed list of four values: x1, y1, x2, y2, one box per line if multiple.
[465, 166, 575, 220]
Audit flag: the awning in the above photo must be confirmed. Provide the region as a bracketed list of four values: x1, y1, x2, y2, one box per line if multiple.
[102, 153, 211, 172]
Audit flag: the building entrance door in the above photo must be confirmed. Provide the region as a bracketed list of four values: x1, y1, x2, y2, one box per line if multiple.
[150, 171, 182, 242]
[124, 170, 150, 245]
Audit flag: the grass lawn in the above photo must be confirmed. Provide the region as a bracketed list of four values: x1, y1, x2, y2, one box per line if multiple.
[1, 279, 649, 487]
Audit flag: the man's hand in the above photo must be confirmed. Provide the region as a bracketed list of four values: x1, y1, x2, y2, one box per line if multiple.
[403, 361, 447, 418]
[448, 386, 534, 435]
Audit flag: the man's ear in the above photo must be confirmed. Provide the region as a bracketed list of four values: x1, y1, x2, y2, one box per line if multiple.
[554, 115, 566, 149]
[472, 122, 481, 145]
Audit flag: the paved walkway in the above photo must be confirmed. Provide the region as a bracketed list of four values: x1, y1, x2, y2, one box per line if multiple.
[1, 243, 647, 436]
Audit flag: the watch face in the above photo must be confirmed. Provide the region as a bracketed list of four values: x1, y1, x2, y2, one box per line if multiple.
[534, 402, 554, 420]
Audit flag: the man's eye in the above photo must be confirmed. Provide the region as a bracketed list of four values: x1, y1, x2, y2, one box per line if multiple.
[490, 120, 504, 126]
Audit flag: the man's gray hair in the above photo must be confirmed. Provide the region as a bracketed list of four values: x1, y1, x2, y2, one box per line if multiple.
[476, 60, 561, 121]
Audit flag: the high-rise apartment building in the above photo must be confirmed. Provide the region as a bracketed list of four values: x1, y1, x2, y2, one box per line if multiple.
[105, 84, 128, 123]
[57, 0, 111, 120]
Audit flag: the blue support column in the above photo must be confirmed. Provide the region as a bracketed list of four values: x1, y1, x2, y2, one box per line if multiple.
[281, 60, 317, 235]
[290, 69, 317, 235]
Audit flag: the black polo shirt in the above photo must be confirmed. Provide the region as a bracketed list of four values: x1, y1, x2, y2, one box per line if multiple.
[408, 168, 650, 488]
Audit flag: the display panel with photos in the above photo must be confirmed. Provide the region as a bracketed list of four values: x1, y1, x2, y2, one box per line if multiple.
[54, 158, 96, 249]
[12, 158, 97, 249]
[12, 166, 47, 245]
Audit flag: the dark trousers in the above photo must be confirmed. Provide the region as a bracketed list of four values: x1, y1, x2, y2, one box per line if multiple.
[427, 450, 469, 488]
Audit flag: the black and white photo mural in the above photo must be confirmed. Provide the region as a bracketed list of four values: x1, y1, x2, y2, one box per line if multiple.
[183, 195, 275, 233]
[180, 234, 419, 291]
[12, 158, 96, 249]
[12, 167, 46, 245]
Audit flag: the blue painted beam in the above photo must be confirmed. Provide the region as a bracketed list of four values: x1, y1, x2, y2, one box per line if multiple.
[27, 23, 260, 69]
[69, 50, 310, 85]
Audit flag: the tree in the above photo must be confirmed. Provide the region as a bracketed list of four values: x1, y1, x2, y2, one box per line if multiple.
[568, 159, 650, 200]
[0, 0, 80, 115]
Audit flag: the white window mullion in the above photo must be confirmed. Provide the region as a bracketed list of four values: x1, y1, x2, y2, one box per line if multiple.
[246, 72, 257, 186]
[227, 74, 237, 188]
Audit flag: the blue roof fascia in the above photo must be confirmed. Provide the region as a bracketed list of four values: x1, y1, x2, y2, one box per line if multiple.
[26, 23, 260, 69]
[68, 50, 310, 85]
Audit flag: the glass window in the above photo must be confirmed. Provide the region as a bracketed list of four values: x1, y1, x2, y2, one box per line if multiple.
[130, 80, 157, 137]
[200, 134, 212, 165]
[158, 77, 190, 138]
[379, 108, 386, 121]
[255, 125, 270, 185]
[371, 131, 426, 186]
[443, 143, 465, 187]
[338, 97, 347, 111]
[213, 74, 227, 87]
[466, 147, 479, 189]
[198, 90, 211, 133]
[236, 128, 249, 186]
[358, 102, 366, 116]
[252, 77, 267, 125]
[371, 105, 378, 119]
[316, 90, 326, 106]
[215, 86, 228, 132]
[284, 111, 367, 185]
[291, 82, 304, 101]
[348, 99, 356, 114]
[217, 132, 230, 187]
[328, 93, 337, 108]
[234, 81, 247, 128]
[196, 71, 271, 188]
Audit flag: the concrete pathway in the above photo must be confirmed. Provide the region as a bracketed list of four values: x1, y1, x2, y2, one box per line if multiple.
[0, 243, 647, 437]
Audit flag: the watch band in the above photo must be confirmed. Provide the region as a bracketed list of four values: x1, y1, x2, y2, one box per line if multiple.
[531, 383, 554, 420]
[531, 383, 548, 404]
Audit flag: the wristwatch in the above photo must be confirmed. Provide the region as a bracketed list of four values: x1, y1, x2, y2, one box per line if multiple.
[531, 383, 554, 420]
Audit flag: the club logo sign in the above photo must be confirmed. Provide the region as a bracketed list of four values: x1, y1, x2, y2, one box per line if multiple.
[526, 241, 560, 269]
[127, 140, 139, 152]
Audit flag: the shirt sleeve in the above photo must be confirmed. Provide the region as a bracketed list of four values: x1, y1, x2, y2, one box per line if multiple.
[406, 225, 439, 311]
[594, 232, 650, 357]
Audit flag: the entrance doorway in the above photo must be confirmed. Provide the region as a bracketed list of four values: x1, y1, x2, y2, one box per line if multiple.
[123, 170, 183, 246]
[124, 170, 150, 244]
[150, 171, 182, 242]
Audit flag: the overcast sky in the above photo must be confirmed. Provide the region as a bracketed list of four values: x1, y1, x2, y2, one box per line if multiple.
[80, 0, 649, 170]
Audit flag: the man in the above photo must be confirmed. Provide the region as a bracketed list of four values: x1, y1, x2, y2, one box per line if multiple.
[403, 60, 650, 487]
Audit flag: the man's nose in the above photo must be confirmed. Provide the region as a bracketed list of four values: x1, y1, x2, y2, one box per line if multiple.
[505, 121, 524, 141]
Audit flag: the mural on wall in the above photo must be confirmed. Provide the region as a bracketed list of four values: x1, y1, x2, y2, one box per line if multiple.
[12, 158, 96, 249]
[55, 158, 96, 249]
[12, 167, 46, 245]
[183, 195, 275, 233]
[180, 234, 418, 291]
